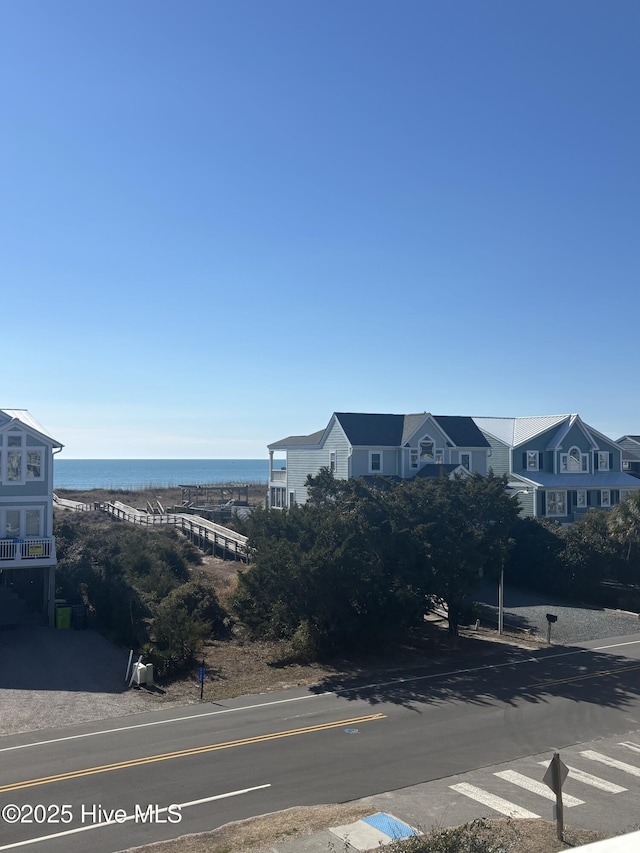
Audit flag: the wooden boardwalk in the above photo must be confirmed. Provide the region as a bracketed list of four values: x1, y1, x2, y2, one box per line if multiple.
[54, 494, 249, 561]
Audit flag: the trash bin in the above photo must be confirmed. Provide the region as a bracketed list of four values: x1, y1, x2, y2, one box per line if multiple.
[55, 605, 72, 629]
[72, 604, 87, 629]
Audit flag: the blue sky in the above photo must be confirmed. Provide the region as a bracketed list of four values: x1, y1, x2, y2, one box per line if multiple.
[3, 1, 639, 458]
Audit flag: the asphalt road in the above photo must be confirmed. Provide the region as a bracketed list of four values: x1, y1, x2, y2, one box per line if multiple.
[1, 633, 640, 853]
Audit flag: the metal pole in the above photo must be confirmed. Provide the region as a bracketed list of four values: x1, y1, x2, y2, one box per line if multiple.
[553, 752, 564, 841]
[498, 568, 504, 635]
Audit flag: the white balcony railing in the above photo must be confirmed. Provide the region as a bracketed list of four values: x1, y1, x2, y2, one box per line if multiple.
[0, 537, 56, 566]
[269, 469, 287, 482]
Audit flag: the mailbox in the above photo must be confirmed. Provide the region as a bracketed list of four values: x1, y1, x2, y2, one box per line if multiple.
[546, 613, 558, 623]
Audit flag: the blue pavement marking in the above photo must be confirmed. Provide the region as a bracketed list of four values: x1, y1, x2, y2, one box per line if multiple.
[362, 812, 417, 840]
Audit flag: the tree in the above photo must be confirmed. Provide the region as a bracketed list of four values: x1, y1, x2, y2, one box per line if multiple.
[233, 476, 427, 657]
[561, 510, 625, 596]
[506, 517, 565, 593]
[608, 491, 640, 579]
[397, 473, 520, 635]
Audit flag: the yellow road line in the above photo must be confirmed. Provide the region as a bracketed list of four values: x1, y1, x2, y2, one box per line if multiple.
[531, 663, 640, 689]
[0, 713, 385, 794]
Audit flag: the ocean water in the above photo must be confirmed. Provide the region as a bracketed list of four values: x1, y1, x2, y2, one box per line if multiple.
[54, 459, 270, 491]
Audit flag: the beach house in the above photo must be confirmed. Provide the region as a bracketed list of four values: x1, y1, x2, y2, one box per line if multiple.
[473, 414, 640, 522]
[268, 411, 490, 508]
[617, 434, 640, 478]
[0, 409, 63, 625]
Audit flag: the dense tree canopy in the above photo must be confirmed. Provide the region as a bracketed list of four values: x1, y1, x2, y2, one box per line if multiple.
[233, 470, 521, 653]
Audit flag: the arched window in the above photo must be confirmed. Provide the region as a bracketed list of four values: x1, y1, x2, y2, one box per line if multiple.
[419, 437, 435, 461]
[560, 446, 588, 473]
[569, 447, 581, 472]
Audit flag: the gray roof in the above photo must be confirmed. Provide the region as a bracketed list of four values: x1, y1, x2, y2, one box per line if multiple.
[474, 415, 572, 447]
[616, 436, 640, 461]
[0, 409, 62, 447]
[336, 412, 489, 448]
[271, 411, 492, 451]
[335, 412, 407, 446]
[433, 416, 490, 448]
[268, 429, 324, 449]
[401, 413, 429, 445]
[519, 472, 640, 489]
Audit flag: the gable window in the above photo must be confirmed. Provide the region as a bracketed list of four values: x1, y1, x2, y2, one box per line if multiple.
[546, 491, 567, 516]
[460, 453, 471, 470]
[596, 451, 610, 471]
[1, 433, 45, 484]
[6, 435, 22, 482]
[601, 489, 611, 507]
[410, 449, 418, 469]
[419, 438, 435, 462]
[576, 489, 587, 508]
[27, 450, 42, 479]
[369, 451, 382, 473]
[434, 449, 444, 464]
[526, 451, 540, 472]
[560, 447, 588, 473]
[329, 451, 337, 473]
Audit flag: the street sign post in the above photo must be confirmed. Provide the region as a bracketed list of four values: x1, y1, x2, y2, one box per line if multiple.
[199, 659, 206, 701]
[543, 752, 569, 841]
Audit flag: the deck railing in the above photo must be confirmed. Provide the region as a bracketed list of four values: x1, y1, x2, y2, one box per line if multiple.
[0, 537, 56, 564]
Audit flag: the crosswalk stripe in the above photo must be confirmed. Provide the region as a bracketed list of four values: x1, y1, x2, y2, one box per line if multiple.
[494, 770, 584, 806]
[581, 750, 640, 778]
[450, 783, 540, 819]
[537, 761, 627, 793]
[619, 741, 640, 754]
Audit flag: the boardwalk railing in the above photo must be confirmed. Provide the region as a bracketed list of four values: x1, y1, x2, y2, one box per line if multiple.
[53, 493, 97, 513]
[54, 495, 250, 561]
[103, 501, 249, 561]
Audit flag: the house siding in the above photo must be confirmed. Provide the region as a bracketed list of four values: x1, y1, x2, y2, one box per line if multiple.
[514, 433, 556, 476]
[282, 420, 350, 505]
[351, 447, 396, 477]
[451, 448, 487, 474]
[483, 435, 510, 476]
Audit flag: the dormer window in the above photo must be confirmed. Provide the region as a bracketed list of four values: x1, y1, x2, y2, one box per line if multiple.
[419, 438, 435, 461]
[526, 451, 540, 472]
[560, 447, 588, 473]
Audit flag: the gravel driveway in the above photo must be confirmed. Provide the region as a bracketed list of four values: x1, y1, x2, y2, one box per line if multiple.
[0, 624, 170, 737]
[474, 581, 640, 644]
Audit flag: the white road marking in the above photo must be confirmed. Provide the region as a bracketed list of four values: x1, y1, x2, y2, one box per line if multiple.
[619, 741, 640, 754]
[0, 695, 332, 753]
[494, 770, 584, 806]
[536, 761, 627, 793]
[0, 784, 271, 851]
[581, 750, 640, 778]
[450, 782, 540, 818]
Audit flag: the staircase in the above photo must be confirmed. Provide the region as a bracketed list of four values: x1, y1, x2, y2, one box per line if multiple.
[0, 585, 42, 626]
